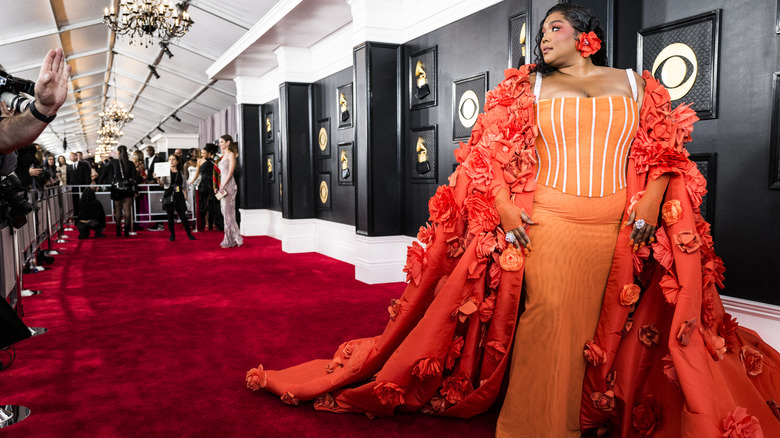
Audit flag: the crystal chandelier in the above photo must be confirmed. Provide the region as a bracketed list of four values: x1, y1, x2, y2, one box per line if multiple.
[99, 103, 134, 125]
[103, 0, 194, 46]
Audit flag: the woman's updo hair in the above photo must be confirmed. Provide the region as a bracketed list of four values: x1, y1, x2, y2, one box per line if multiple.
[533, 3, 608, 76]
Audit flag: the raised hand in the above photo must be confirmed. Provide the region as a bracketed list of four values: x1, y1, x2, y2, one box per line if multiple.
[34, 48, 71, 115]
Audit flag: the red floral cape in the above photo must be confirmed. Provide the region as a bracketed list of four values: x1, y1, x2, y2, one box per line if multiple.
[248, 67, 780, 435]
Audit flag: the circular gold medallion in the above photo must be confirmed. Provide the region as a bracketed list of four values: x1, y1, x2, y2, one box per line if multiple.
[318, 127, 328, 151]
[651, 43, 697, 101]
[458, 90, 479, 128]
[319, 180, 329, 204]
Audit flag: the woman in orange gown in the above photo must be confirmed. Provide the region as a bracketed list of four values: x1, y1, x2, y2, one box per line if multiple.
[247, 4, 780, 436]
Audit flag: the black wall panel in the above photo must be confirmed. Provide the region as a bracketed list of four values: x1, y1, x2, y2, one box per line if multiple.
[280, 83, 315, 219]
[311, 68, 355, 225]
[637, 0, 780, 304]
[354, 43, 403, 236]
[402, 0, 529, 236]
[239, 104, 262, 209]
[262, 99, 282, 212]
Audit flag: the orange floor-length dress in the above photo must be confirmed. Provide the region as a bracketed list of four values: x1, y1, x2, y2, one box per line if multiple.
[496, 81, 640, 437]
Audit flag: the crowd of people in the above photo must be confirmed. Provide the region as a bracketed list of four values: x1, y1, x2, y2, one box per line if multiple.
[3, 132, 241, 246]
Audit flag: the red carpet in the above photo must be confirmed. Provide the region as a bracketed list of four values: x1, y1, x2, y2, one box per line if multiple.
[2, 224, 498, 437]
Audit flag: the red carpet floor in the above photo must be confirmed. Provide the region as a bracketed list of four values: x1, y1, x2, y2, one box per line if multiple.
[2, 224, 498, 437]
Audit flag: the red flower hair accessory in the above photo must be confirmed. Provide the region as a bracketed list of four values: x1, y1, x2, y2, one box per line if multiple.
[576, 31, 602, 58]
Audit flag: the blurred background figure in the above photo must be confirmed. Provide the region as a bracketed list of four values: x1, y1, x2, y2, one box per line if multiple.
[155, 154, 194, 241]
[76, 188, 106, 239]
[110, 146, 137, 237]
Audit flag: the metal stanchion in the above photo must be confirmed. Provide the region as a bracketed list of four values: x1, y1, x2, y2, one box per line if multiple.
[43, 189, 59, 256]
[26, 193, 44, 274]
[64, 186, 75, 232]
[56, 187, 67, 243]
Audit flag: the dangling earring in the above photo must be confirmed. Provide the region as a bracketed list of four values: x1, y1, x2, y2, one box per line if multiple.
[576, 31, 602, 58]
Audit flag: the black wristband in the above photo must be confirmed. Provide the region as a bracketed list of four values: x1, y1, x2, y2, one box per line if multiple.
[29, 101, 56, 124]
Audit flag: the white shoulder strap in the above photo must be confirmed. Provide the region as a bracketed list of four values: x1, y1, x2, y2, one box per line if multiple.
[534, 72, 543, 102]
[625, 69, 638, 101]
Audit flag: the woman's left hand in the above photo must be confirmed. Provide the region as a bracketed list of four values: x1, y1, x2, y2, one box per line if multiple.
[626, 197, 660, 252]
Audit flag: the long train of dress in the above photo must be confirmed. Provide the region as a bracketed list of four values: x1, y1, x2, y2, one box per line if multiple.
[246, 66, 780, 436]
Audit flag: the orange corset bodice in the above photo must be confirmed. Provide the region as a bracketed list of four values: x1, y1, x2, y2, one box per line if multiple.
[534, 96, 639, 197]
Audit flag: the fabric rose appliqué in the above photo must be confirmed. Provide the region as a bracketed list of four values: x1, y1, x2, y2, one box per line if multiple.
[740, 346, 764, 377]
[499, 247, 524, 271]
[388, 298, 401, 321]
[638, 324, 660, 347]
[722, 406, 762, 437]
[281, 392, 299, 406]
[373, 381, 406, 407]
[440, 372, 473, 404]
[590, 390, 616, 412]
[576, 31, 602, 58]
[246, 364, 267, 391]
[403, 241, 426, 286]
[661, 199, 683, 226]
[583, 340, 607, 366]
[632, 394, 662, 437]
[413, 357, 443, 380]
[620, 284, 641, 306]
[673, 230, 701, 254]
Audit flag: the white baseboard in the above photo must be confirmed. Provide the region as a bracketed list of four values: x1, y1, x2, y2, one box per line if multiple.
[239, 209, 416, 284]
[721, 295, 780, 351]
[239, 209, 780, 349]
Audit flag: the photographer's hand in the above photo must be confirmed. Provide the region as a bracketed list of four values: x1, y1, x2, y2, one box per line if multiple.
[0, 101, 14, 118]
[34, 48, 71, 116]
[0, 49, 71, 153]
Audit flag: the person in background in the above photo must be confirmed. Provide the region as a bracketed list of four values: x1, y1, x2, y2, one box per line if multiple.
[189, 143, 221, 231]
[216, 135, 242, 248]
[14, 144, 43, 189]
[43, 155, 59, 186]
[76, 188, 106, 239]
[57, 155, 68, 186]
[144, 146, 160, 183]
[155, 154, 195, 241]
[130, 149, 150, 230]
[110, 146, 137, 237]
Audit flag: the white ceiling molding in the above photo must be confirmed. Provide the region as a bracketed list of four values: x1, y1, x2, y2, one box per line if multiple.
[207, 0, 304, 79]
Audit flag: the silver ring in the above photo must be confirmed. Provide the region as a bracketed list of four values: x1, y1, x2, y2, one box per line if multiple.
[505, 232, 516, 243]
[634, 219, 646, 230]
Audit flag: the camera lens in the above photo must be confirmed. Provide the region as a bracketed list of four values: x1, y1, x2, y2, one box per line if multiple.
[0, 91, 32, 113]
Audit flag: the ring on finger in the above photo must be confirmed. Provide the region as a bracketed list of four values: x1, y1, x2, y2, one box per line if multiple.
[634, 219, 645, 230]
[505, 232, 516, 244]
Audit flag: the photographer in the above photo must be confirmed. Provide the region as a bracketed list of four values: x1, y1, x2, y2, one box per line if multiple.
[0, 49, 71, 227]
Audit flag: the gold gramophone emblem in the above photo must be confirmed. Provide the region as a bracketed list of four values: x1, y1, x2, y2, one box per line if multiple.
[414, 60, 431, 99]
[266, 117, 271, 133]
[267, 157, 273, 174]
[415, 136, 431, 175]
[339, 92, 350, 122]
[415, 61, 427, 88]
[519, 22, 526, 57]
[416, 137, 427, 163]
[340, 149, 350, 179]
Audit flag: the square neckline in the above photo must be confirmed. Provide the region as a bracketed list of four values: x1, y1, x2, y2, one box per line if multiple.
[534, 69, 638, 103]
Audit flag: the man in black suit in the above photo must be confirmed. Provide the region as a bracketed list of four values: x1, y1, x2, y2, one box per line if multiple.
[67, 152, 91, 215]
[143, 146, 166, 230]
[144, 146, 160, 183]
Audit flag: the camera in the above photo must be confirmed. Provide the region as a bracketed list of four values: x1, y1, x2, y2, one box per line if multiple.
[0, 70, 35, 113]
[0, 174, 33, 228]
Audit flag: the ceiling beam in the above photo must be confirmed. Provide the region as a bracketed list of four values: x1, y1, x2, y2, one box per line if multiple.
[45, 0, 90, 151]
[187, 1, 253, 30]
[0, 18, 103, 46]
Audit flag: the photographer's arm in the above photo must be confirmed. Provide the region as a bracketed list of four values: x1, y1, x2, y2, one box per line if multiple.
[0, 49, 70, 153]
